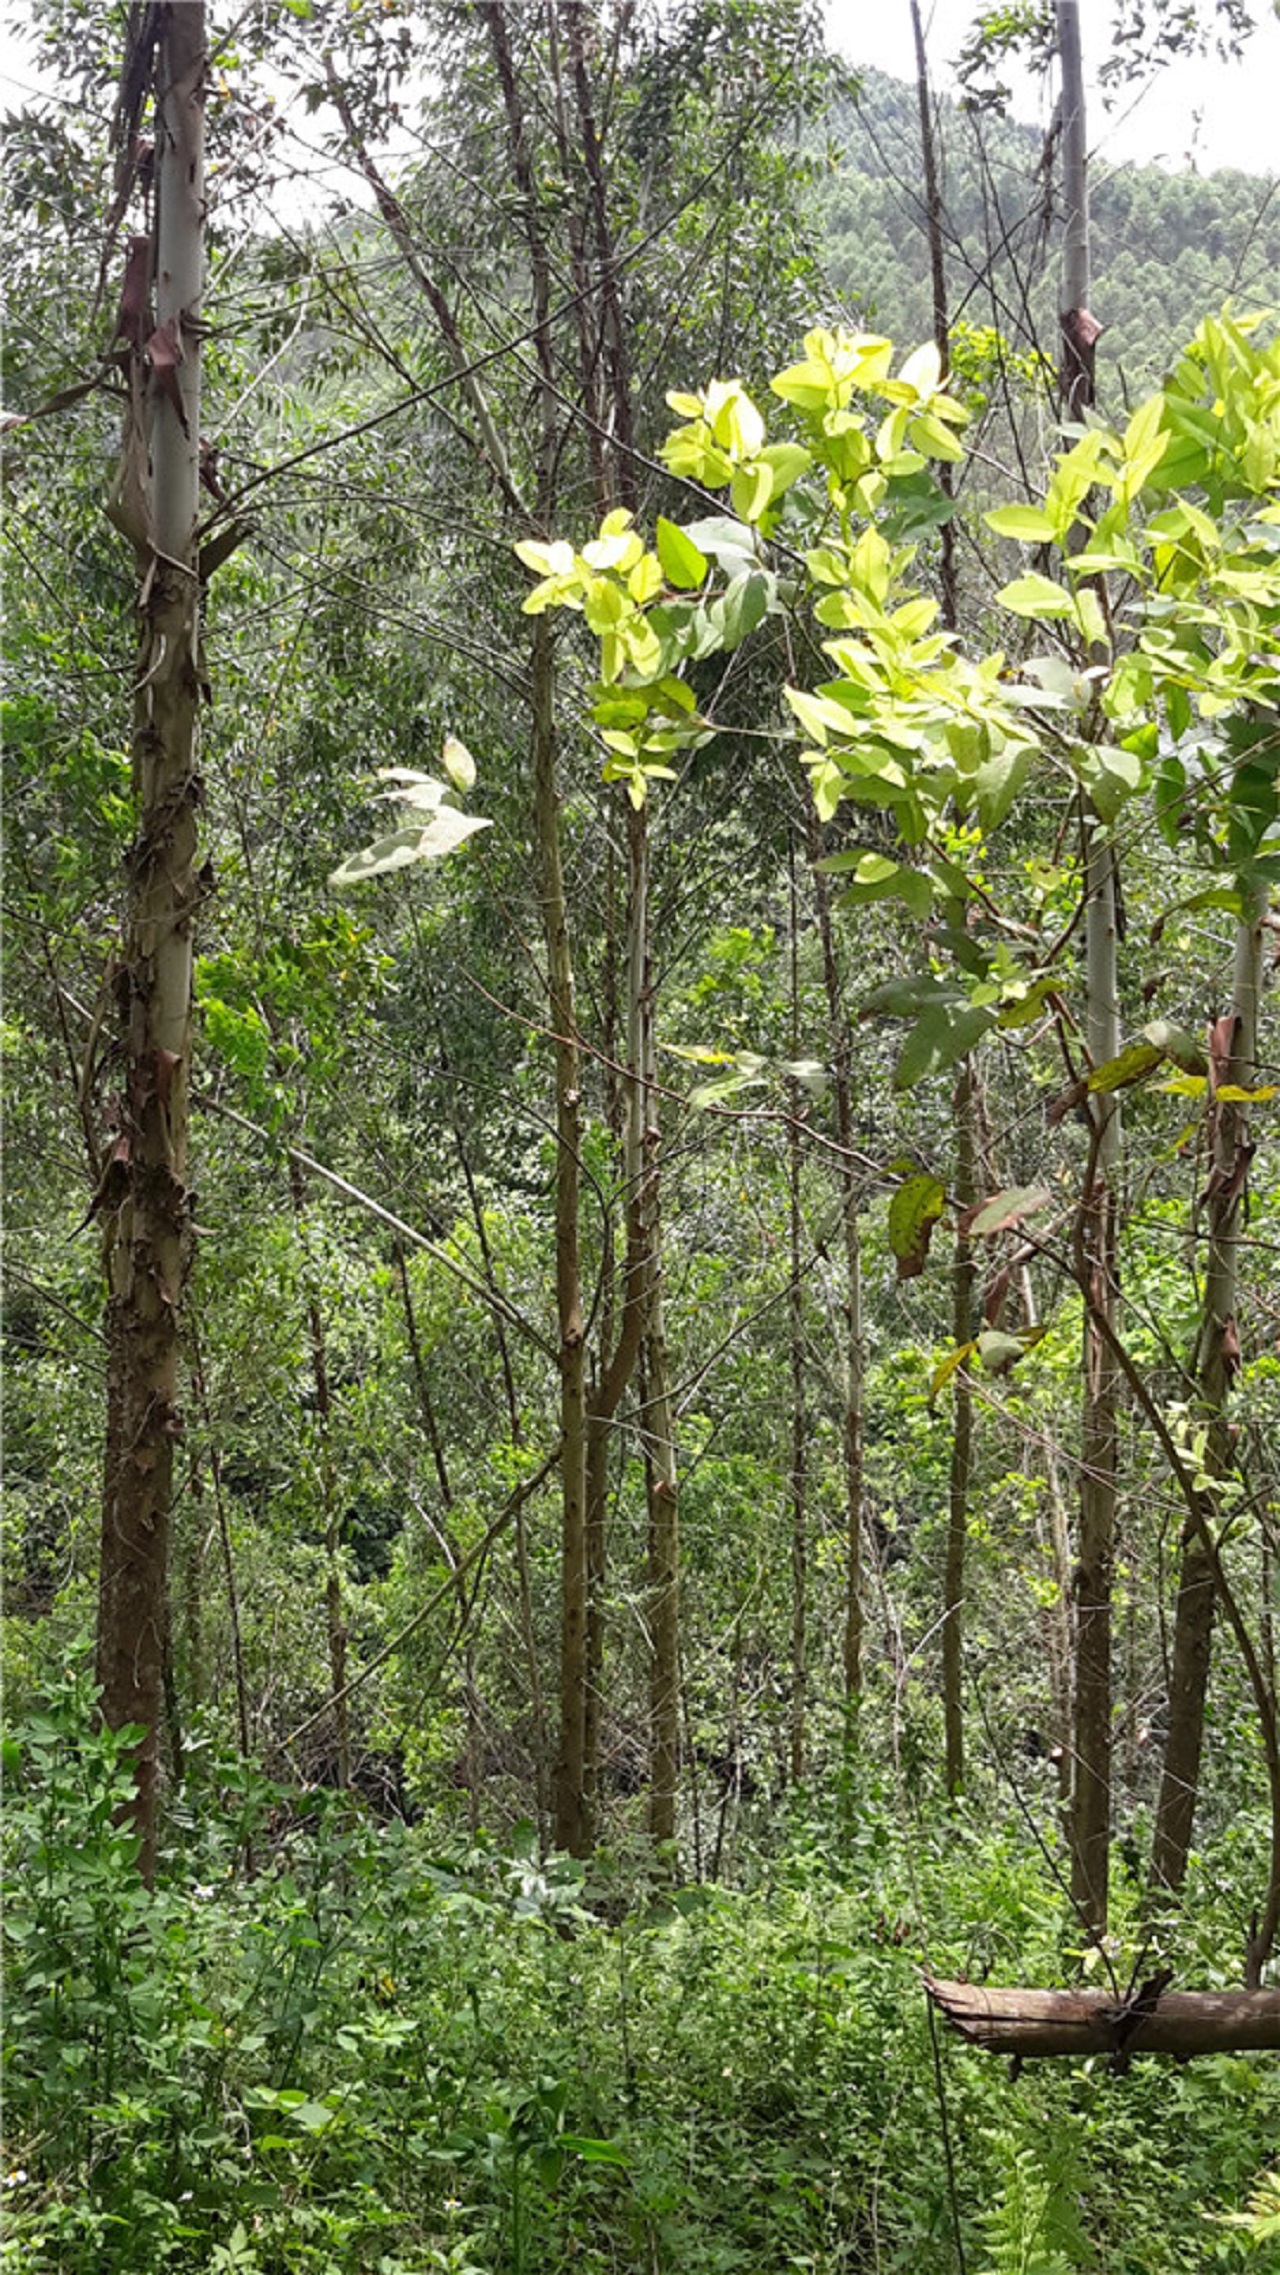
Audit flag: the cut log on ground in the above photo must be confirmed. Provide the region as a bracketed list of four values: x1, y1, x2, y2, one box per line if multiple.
[925, 1975, 1280, 2060]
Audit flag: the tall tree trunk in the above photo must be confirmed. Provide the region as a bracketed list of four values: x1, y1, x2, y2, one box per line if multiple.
[1055, 0, 1117, 1936]
[809, 845, 865, 1716]
[529, 613, 591, 1857]
[943, 1062, 979, 1798]
[787, 842, 807, 1787]
[289, 1159, 350, 1789]
[556, 0, 675, 1848]
[909, 6, 978, 1800]
[1152, 885, 1265, 1891]
[480, 2, 598, 1855]
[909, 0, 957, 625]
[1020, 1267, 1075, 1818]
[96, 2, 206, 1883]
[1072, 813, 1121, 1934]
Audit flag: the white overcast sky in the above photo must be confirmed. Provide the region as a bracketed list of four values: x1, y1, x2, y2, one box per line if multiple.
[825, 0, 1280, 177]
[1, 3, 1276, 182]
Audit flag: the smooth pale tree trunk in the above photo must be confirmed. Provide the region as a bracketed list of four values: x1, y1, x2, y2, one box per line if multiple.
[809, 849, 865, 1716]
[97, 3, 206, 1883]
[909, 0, 957, 625]
[908, 8, 980, 1800]
[1152, 887, 1265, 1891]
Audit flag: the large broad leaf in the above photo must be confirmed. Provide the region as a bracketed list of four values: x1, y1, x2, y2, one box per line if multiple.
[681, 515, 757, 577]
[976, 1326, 1044, 1375]
[1141, 1019, 1206, 1076]
[861, 974, 960, 1019]
[895, 1003, 995, 1089]
[972, 740, 1036, 831]
[985, 503, 1060, 542]
[835, 852, 933, 922]
[717, 569, 773, 648]
[1078, 742, 1143, 822]
[560, 2135, 631, 2168]
[1087, 1038, 1165, 1094]
[888, 1170, 946, 1279]
[655, 517, 709, 590]
[996, 572, 1076, 620]
[688, 1051, 768, 1108]
[963, 1186, 1052, 1239]
[329, 808, 491, 887]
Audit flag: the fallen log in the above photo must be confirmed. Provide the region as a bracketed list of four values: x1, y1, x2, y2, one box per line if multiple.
[925, 1975, 1280, 2060]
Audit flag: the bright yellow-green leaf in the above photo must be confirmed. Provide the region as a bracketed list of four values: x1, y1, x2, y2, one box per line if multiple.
[985, 503, 1060, 542]
[441, 735, 476, 793]
[997, 573, 1075, 620]
[655, 517, 709, 590]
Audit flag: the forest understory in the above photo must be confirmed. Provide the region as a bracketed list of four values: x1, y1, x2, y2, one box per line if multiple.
[5, 1, 1280, 2268]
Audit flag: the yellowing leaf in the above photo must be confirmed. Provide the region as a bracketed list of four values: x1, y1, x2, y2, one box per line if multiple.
[441, 735, 476, 793]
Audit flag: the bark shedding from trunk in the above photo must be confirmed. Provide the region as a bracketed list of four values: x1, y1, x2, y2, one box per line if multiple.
[97, 2, 207, 1883]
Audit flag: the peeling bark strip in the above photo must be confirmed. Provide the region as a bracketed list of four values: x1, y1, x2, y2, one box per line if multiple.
[97, 1, 207, 1883]
[926, 1976, 1280, 2060]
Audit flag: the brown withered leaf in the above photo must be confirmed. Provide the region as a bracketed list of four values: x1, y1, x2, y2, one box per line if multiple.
[152, 1047, 182, 1106]
[1047, 1075, 1089, 1128]
[982, 1262, 1013, 1327]
[146, 317, 189, 433]
[113, 233, 152, 347]
[1208, 1011, 1239, 1093]
[1222, 1315, 1242, 1383]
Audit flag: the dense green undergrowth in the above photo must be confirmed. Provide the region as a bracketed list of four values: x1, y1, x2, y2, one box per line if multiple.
[4, 1666, 1277, 2275]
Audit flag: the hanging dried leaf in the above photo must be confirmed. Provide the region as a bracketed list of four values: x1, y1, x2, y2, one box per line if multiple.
[888, 1171, 946, 1279]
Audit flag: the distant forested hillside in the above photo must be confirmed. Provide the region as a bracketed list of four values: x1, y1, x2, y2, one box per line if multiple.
[814, 67, 1280, 394]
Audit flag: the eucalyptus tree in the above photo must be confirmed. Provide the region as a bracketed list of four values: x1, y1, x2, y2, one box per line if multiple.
[92, 1, 209, 1879]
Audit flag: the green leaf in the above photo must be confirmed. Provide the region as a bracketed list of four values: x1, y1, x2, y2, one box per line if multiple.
[985, 503, 1060, 541]
[996, 573, 1076, 620]
[930, 1340, 978, 1403]
[972, 740, 1036, 831]
[561, 2134, 631, 2167]
[861, 974, 960, 1018]
[758, 441, 811, 496]
[718, 570, 772, 649]
[731, 460, 774, 524]
[977, 1328, 1033, 1375]
[290, 2102, 337, 2132]
[1087, 1039, 1165, 1093]
[888, 1171, 946, 1279]
[682, 516, 756, 576]
[1141, 1019, 1206, 1076]
[655, 517, 709, 590]
[895, 1003, 995, 1088]
[1085, 743, 1143, 822]
[835, 852, 932, 921]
